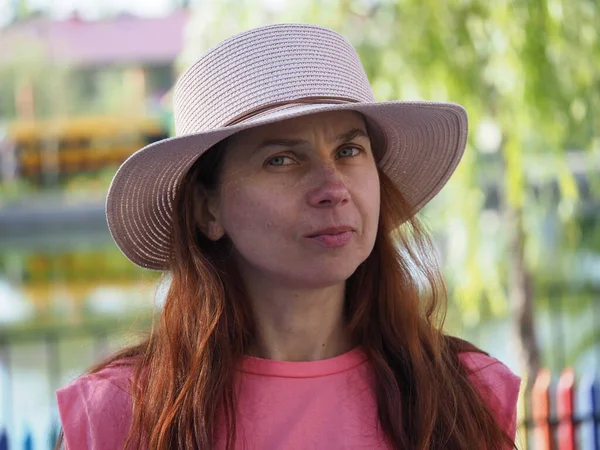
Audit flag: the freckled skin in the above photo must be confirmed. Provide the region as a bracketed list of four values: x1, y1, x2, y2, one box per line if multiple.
[211, 110, 380, 290]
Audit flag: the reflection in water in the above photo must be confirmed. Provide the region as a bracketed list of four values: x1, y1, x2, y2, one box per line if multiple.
[1, 322, 151, 449]
[0, 279, 34, 324]
[0, 244, 160, 448]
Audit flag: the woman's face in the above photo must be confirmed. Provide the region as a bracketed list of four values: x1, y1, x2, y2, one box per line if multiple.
[202, 110, 380, 289]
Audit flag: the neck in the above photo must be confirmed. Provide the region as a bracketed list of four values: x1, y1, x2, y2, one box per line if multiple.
[243, 279, 353, 362]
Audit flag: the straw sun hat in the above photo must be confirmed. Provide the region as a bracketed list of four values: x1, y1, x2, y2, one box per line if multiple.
[106, 23, 468, 270]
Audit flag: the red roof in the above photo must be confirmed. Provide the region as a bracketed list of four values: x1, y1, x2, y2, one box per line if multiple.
[0, 10, 188, 66]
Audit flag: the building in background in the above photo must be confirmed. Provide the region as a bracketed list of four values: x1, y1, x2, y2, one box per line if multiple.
[0, 10, 192, 447]
[0, 9, 188, 120]
[0, 10, 189, 319]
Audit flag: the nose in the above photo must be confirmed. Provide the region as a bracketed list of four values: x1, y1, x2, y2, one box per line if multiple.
[306, 166, 350, 208]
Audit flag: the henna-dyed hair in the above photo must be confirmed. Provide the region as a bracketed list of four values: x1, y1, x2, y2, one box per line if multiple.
[57, 135, 515, 449]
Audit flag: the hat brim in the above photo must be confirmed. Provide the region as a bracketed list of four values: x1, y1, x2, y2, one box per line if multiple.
[106, 101, 467, 270]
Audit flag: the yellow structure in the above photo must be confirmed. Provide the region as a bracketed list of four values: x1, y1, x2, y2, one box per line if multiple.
[4, 115, 168, 180]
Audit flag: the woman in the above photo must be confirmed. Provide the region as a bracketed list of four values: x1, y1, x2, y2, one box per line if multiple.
[56, 24, 520, 449]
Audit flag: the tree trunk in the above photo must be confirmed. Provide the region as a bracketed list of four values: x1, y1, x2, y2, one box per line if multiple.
[507, 206, 541, 380]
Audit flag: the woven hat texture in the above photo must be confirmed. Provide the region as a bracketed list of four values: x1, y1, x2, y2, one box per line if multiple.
[106, 23, 468, 270]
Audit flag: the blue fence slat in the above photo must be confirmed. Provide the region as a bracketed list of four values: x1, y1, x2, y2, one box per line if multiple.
[0, 428, 8, 450]
[49, 424, 59, 449]
[593, 375, 600, 450]
[23, 430, 32, 450]
[580, 372, 600, 450]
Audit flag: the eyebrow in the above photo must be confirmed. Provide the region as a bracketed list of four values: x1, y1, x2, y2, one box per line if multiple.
[337, 128, 369, 143]
[253, 127, 369, 153]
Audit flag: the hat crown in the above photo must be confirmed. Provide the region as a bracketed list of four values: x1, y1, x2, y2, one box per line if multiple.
[173, 24, 375, 135]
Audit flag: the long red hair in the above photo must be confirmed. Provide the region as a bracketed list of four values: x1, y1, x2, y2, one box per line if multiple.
[58, 137, 515, 449]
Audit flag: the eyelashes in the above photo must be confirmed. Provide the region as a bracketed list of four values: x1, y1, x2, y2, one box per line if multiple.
[265, 145, 364, 167]
[266, 155, 296, 167]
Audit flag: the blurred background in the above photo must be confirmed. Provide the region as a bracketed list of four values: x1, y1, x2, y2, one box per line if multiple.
[0, 0, 598, 448]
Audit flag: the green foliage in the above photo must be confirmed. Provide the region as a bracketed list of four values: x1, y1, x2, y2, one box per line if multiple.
[0, 177, 37, 204]
[0, 42, 149, 120]
[184, 0, 599, 329]
[0, 37, 74, 119]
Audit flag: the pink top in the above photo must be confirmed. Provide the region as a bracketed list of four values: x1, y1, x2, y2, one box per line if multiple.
[56, 348, 520, 449]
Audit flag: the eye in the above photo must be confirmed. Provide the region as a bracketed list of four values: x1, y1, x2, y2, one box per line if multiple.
[336, 146, 361, 159]
[266, 155, 296, 166]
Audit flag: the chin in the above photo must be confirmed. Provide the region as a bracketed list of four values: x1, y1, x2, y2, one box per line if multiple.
[300, 264, 361, 288]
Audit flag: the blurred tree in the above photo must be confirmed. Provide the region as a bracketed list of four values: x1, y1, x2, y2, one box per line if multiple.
[0, 36, 74, 120]
[1, 0, 45, 25]
[183, 0, 600, 376]
[0, 53, 137, 120]
[13, 0, 35, 22]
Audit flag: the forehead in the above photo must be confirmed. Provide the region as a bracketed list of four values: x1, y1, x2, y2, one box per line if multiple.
[228, 110, 367, 145]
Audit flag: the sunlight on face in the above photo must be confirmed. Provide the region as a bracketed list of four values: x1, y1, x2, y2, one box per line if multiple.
[212, 110, 380, 289]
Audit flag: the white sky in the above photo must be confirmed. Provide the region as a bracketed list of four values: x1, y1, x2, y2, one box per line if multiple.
[1, 0, 176, 25]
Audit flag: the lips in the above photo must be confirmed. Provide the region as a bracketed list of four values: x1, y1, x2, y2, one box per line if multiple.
[306, 227, 355, 248]
[307, 226, 354, 237]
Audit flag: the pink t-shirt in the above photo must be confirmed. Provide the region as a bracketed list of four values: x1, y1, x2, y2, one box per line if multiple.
[56, 348, 520, 449]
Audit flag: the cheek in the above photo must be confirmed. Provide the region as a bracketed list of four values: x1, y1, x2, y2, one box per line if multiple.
[218, 181, 294, 240]
[356, 169, 381, 233]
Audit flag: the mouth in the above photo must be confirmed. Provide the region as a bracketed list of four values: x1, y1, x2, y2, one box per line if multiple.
[307, 226, 354, 237]
[306, 227, 355, 248]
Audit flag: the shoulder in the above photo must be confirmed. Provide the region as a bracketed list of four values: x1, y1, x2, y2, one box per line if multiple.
[458, 351, 521, 439]
[56, 360, 135, 449]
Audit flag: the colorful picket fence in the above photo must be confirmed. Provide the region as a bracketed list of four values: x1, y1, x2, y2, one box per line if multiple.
[0, 370, 598, 449]
[0, 427, 58, 450]
[517, 368, 600, 449]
